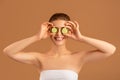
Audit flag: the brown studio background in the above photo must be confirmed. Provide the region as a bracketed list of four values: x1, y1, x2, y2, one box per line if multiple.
[0, 0, 120, 80]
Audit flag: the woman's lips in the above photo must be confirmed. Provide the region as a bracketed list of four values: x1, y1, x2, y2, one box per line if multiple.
[54, 37, 64, 41]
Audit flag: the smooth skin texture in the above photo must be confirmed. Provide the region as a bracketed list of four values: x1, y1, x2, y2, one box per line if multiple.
[3, 20, 116, 74]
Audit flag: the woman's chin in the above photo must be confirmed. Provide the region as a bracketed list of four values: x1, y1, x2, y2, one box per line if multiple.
[53, 39, 64, 45]
[53, 39, 66, 46]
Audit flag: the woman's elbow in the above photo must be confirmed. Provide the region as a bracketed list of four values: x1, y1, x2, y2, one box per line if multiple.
[107, 46, 116, 55]
[111, 46, 116, 54]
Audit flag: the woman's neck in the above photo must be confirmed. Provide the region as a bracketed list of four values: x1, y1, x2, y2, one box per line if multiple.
[48, 44, 71, 56]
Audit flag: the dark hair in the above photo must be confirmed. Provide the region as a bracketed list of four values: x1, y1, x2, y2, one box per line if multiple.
[49, 13, 71, 22]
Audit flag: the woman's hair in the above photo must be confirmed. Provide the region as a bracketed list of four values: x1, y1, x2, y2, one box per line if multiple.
[49, 13, 71, 22]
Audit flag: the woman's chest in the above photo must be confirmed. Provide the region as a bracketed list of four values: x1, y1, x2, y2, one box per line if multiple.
[38, 54, 84, 69]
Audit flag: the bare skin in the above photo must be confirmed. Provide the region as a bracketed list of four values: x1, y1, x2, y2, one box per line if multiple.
[3, 20, 116, 75]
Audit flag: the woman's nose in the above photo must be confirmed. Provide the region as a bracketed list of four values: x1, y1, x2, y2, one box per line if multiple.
[56, 29, 62, 36]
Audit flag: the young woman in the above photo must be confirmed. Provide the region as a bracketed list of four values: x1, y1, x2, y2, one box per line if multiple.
[3, 13, 116, 80]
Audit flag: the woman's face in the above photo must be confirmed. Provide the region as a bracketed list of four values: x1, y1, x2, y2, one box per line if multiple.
[49, 20, 71, 46]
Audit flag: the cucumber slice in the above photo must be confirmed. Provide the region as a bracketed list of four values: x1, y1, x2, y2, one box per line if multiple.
[51, 27, 58, 33]
[62, 27, 68, 34]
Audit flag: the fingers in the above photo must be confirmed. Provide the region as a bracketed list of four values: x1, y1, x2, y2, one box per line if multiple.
[63, 29, 74, 38]
[42, 22, 53, 28]
[41, 22, 54, 34]
[74, 21, 79, 29]
[38, 22, 53, 39]
[65, 21, 79, 29]
[65, 21, 75, 29]
[65, 21, 79, 34]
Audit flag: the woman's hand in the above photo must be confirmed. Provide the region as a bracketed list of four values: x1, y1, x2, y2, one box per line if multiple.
[36, 22, 53, 40]
[64, 21, 83, 41]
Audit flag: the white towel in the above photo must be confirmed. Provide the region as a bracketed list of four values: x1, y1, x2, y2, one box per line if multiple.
[40, 70, 78, 80]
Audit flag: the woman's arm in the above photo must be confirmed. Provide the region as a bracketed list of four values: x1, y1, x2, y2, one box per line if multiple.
[3, 35, 38, 55]
[79, 35, 116, 63]
[65, 21, 116, 63]
[3, 22, 52, 65]
[80, 35, 116, 54]
[3, 35, 40, 64]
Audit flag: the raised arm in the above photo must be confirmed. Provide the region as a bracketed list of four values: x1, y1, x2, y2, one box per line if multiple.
[79, 35, 116, 63]
[64, 21, 116, 63]
[3, 22, 53, 65]
[3, 35, 38, 55]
